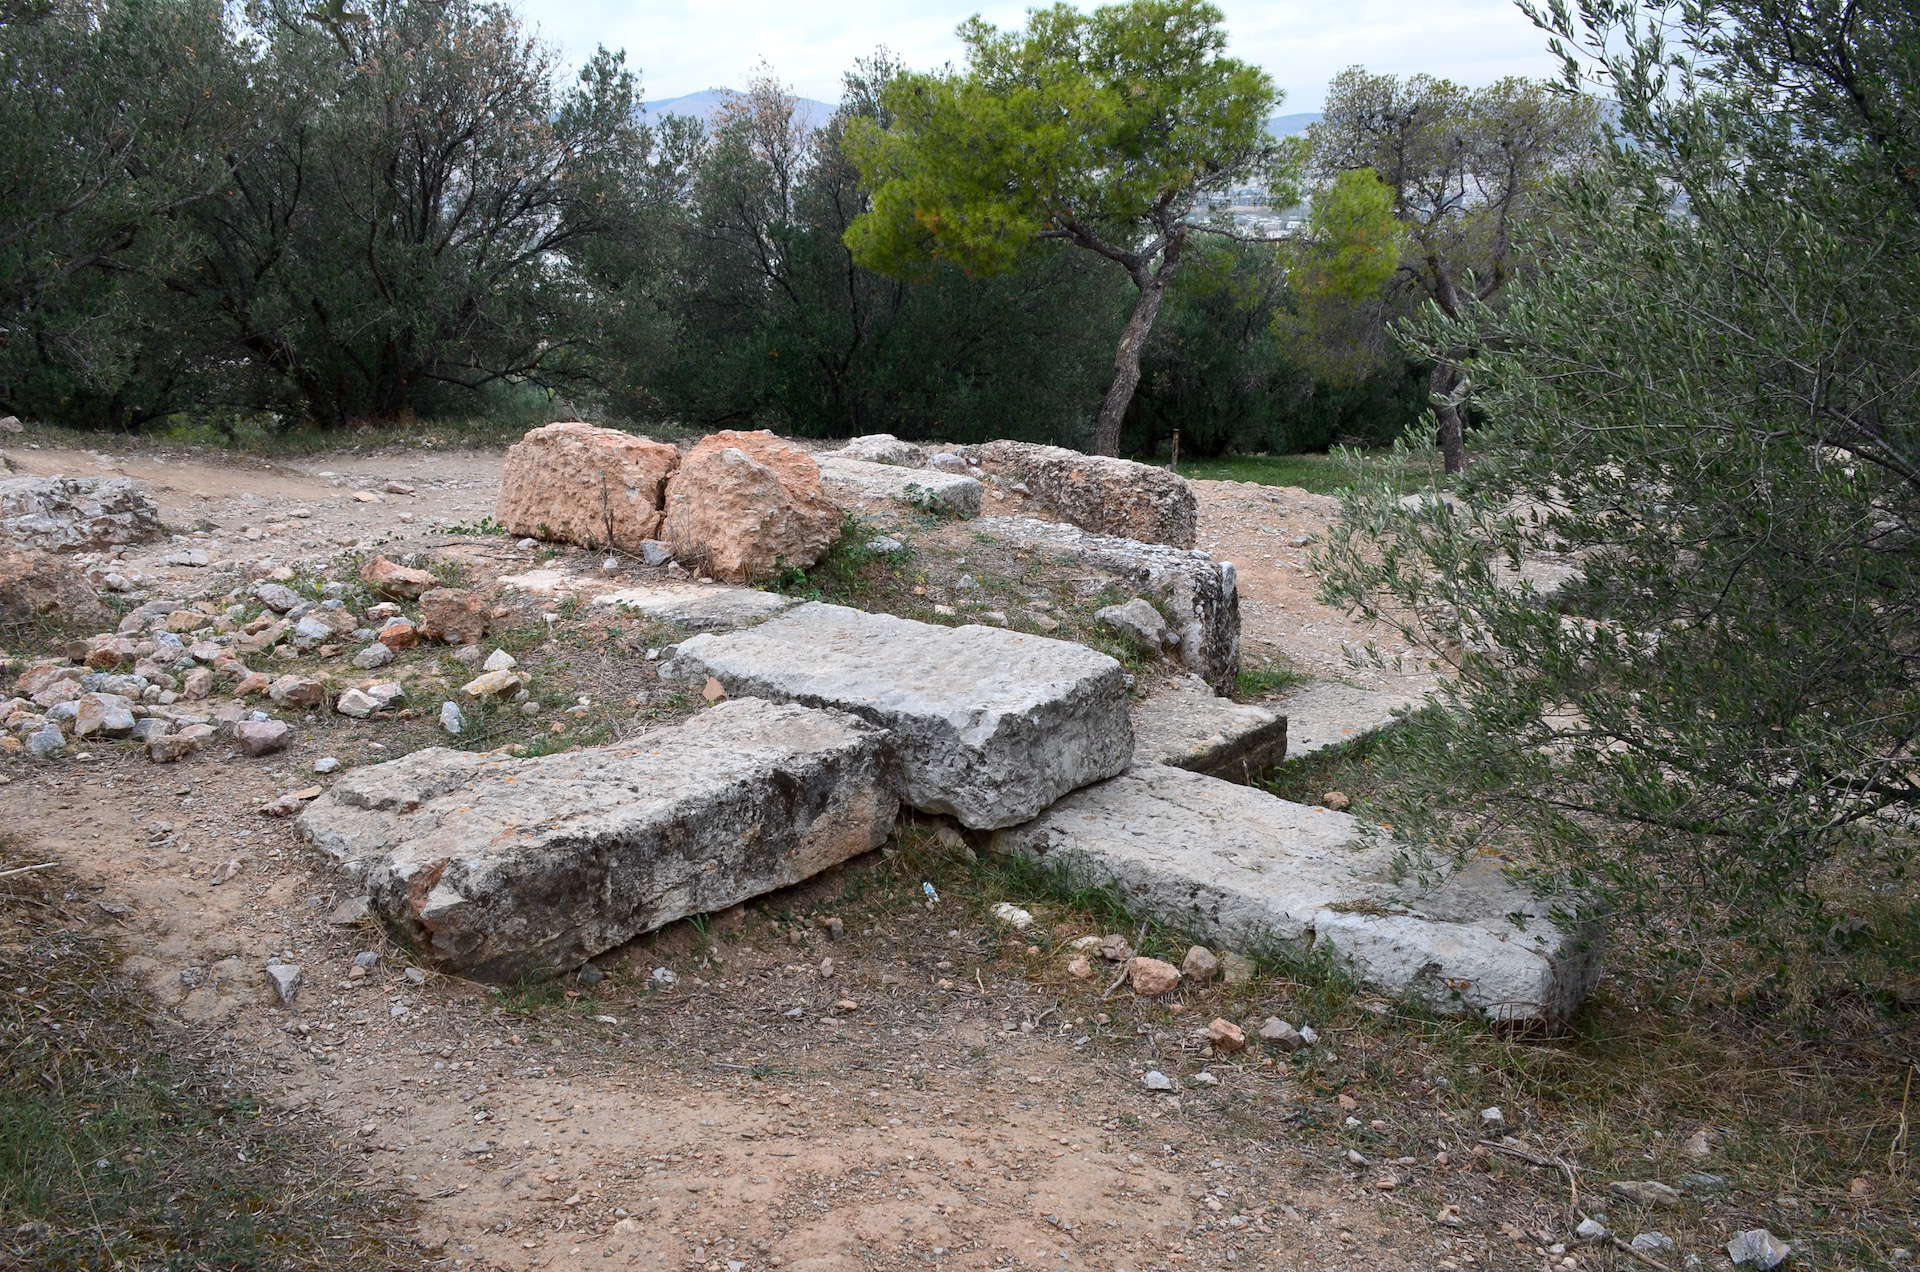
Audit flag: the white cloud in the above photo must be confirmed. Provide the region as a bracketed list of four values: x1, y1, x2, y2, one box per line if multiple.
[515, 0, 1564, 110]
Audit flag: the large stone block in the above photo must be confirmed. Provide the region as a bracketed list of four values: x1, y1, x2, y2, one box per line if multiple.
[660, 430, 841, 583]
[297, 699, 899, 981]
[958, 441, 1196, 548]
[833, 434, 925, 467]
[816, 454, 981, 518]
[497, 422, 680, 551]
[0, 476, 162, 551]
[978, 517, 1240, 695]
[661, 602, 1132, 829]
[994, 764, 1599, 1022]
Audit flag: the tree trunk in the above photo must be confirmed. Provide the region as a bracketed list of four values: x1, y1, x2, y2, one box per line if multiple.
[1430, 360, 1468, 475]
[1093, 272, 1170, 457]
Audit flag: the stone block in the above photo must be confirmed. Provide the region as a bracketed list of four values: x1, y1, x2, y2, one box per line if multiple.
[497, 422, 680, 551]
[816, 455, 981, 518]
[1131, 675, 1287, 783]
[661, 602, 1131, 829]
[993, 763, 1599, 1022]
[958, 441, 1196, 547]
[297, 699, 899, 981]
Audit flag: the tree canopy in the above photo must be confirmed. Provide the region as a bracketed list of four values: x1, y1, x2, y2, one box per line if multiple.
[1309, 69, 1598, 471]
[843, 0, 1291, 455]
[1315, 0, 1920, 987]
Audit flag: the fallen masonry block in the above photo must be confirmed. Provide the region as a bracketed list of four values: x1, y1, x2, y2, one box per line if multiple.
[958, 440, 1197, 548]
[976, 516, 1239, 694]
[297, 699, 899, 982]
[1131, 675, 1287, 783]
[661, 602, 1132, 829]
[993, 763, 1599, 1022]
[815, 454, 981, 518]
[497, 422, 680, 551]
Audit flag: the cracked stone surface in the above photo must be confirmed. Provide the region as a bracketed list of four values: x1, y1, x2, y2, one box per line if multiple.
[297, 699, 899, 981]
[661, 601, 1132, 829]
[993, 763, 1599, 1022]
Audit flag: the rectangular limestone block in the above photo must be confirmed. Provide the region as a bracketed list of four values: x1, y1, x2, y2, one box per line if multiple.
[661, 602, 1132, 829]
[296, 699, 899, 981]
[815, 454, 982, 518]
[993, 763, 1599, 1022]
[1131, 674, 1287, 783]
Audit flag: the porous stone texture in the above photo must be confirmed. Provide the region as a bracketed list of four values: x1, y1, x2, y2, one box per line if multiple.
[0, 547, 111, 628]
[1131, 674, 1287, 783]
[661, 602, 1132, 829]
[1273, 682, 1429, 757]
[660, 430, 840, 584]
[497, 422, 680, 551]
[296, 699, 899, 981]
[0, 475, 163, 551]
[834, 434, 926, 467]
[816, 455, 981, 519]
[993, 763, 1599, 1022]
[958, 441, 1197, 548]
[590, 583, 799, 631]
[977, 516, 1239, 694]
[418, 587, 488, 645]
[359, 554, 436, 599]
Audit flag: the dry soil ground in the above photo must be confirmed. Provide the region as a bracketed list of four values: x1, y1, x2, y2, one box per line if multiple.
[3, 437, 1897, 1272]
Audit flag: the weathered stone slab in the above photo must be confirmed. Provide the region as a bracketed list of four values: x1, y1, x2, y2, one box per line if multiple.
[977, 516, 1239, 695]
[959, 441, 1197, 547]
[816, 454, 981, 518]
[1132, 675, 1287, 783]
[833, 434, 925, 467]
[993, 763, 1598, 1022]
[592, 583, 798, 631]
[296, 699, 898, 982]
[0, 476, 162, 551]
[661, 602, 1131, 829]
[1274, 682, 1429, 757]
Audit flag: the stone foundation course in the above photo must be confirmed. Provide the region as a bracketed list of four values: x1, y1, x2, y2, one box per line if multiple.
[661, 602, 1133, 829]
[993, 763, 1599, 1022]
[296, 699, 899, 982]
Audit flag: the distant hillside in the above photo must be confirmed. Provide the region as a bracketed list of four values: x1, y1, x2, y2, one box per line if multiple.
[1268, 111, 1322, 137]
[640, 89, 837, 133]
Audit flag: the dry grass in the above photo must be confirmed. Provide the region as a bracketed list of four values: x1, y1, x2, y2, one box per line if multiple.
[0, 843, 419, 1269]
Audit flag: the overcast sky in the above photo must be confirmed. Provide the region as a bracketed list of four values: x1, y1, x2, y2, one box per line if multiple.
[511, 0, 1565, 112]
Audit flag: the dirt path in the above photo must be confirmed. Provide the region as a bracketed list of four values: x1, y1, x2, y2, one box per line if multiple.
[5, 761, 1433, 1272]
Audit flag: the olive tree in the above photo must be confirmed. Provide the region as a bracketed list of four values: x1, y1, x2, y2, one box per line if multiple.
[1309, 69, 1599, 471]
[1314, 0, 1920, 980]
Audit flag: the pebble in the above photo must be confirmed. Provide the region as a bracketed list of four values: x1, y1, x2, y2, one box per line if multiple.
[1574, 1218, 1609, 1240]
[1727, 1229, 1789, 1269]
[1631, 1233, 1678, 1254]
[314, 756, 341, 774]
[439, 700, 466, 735]
[403, 966, 428, 985]
[989, 901, 1035, 930]
[1257, 1017, 1305, 1050]
[1142, 1070, 1174, 1091]
[264, 960, 302, 1006]
[651, 967, 679, 988]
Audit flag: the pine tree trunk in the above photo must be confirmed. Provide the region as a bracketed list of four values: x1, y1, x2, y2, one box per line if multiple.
[1093, 272, 1170, 458]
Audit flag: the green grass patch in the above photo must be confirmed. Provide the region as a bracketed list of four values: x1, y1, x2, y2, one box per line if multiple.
[1234, 658, 1309, 701]
[1177, 449, 1443, 496]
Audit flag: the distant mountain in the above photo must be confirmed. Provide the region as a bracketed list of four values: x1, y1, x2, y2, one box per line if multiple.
[640, 88, 837, 133]
[1268, 111, 1322, 137]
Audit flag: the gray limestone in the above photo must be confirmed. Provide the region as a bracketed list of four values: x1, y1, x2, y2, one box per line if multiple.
[976, 516, 1239, 694]
[816, 454, 982, 518]
[1272, 681, 1430, 757]
[832, 434, 926, 467]
[0, 475, 162, 551]
[993, 763, 1599, 1022]
[297, 699, 899, 981]
[660, 601, 1132, 829]
[591, 582, 799, 630]
[1131, 675, 1287, 783]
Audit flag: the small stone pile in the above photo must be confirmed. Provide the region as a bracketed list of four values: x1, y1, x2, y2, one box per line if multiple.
[498, 424, 841, 584]
[3, 552, 505, 764]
